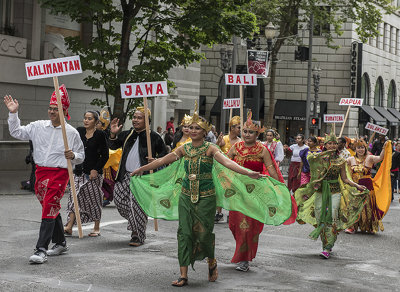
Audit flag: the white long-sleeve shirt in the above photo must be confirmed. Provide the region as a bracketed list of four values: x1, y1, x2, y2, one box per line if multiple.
[264, 141, 284, 163]
[8, 112, 84, 168]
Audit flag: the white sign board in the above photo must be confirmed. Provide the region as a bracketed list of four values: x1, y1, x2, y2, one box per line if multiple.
[120, 81, 168, 99]
[339, 98, 363, 106]
[365, 122, 389, 135]
[225, 74, 257, 86]
[223, 98, 241, 109]
[25, 56, 82, 80]
[324, 114, 344, 123]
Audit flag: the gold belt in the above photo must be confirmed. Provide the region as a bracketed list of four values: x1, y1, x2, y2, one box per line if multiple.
[186, 173, 213, 181]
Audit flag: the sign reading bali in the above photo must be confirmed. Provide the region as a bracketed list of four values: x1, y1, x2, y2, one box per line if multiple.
[223, 98, 241, 109]
[25, 55, 82, 80]
[324, 114, 344, 123]
[120, 81, 168, 98]
[225, 74, 257, 86]
[365, 122, 389, 135]
[339, 98, 363, 106]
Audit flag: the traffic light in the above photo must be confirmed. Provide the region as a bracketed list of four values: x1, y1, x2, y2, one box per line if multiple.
[310, 116, 319, 129]
[295, 46, 309, 61]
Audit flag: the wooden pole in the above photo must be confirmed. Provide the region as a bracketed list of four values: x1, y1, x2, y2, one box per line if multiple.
[339, 105, 351, 137]
[368, 132, 376, 145]
[333, 123, 336, 136]
[229, 108, 233, 123]
[239, 85, 244, 131]
[143, 97, 158, 231]
[53, 77, 83, 239]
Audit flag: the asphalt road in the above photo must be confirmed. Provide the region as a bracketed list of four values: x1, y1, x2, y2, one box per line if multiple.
[1, 192, 400, 292]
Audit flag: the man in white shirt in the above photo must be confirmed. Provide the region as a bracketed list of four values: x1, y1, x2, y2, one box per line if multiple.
[3, 86, 84, 264]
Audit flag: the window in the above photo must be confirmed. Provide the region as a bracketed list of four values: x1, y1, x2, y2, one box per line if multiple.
[374, 77, 384, 106]
[313, 7, 331, 36]
[388, 80, 396, 108]
[0, 0, 14, 36]
[361, 73, 370, 105]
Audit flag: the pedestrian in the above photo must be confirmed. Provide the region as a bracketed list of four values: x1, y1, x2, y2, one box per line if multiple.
[287, 134, 308, 192]
[298, 136, 321, 186]
[338, 137, 351, 159]
[345, 139, 391, 234]
[109, 107, 167, 246]
[172, 114, 192, 151]
[4, 86, 85, 264]
[164, 127, 174, 148]
[166, 116, 175, 134]
[156, 126, 163, 136]
[295, 132, 367, 259]
[263, 129, 284, 166]
[64, 110, 109, 237]
[391, 141, 400, 202]
[130, 104, 293, 286]
[206, 125, 217, 143]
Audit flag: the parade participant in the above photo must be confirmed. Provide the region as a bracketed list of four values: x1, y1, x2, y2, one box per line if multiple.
[295, 132, 367, 259]
[391, 141, 400, 202]
[288, 134, 308, 192]
[215, 115, 241, 222]
[130, 103, 293, 286]
[109, 107, 167, 246]
[298, 137, 321, 186]
[338, 137, 351, 159]
[345, 139, 392, 234]
[64, 111, 109, 237]
[264, 129, 284, 166]
[226, 112, 284, 272]
[172, 114, 192, 151]
[371, 134, 386, 156]
[345, 137, 356, 156]
[4, 87, 85, 264]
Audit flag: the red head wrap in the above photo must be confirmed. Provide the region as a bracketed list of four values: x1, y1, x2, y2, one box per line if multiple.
[49, 84, 70, 120]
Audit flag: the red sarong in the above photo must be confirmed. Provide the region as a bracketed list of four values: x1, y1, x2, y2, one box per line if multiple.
[34, 166, 69, 219]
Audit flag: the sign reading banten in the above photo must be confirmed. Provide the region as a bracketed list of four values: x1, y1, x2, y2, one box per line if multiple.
[365, 122, 389, 135]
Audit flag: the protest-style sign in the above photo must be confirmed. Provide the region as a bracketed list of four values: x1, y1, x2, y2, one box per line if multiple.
[25, 55, 82, 80]
[223, 98, 241, 109]
[247, 50, 269, 78]
[120, 81, 168, 99]
[25, 56, 84, 238]
[338, 98, 364, 137]
[365, 122, 389, 135]
[324, 114, 344, 123]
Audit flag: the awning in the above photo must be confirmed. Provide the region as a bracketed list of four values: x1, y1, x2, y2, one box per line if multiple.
[387, 108, 400, 121]
[273, 100, 327, 121]
[374, 106, 399, 126]
[360, 105, 386, 126]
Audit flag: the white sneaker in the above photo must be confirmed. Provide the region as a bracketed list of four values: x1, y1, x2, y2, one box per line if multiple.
[235, 261, 249, 272]
[46, 243, 69, 256]
[29, 249, 47, 264]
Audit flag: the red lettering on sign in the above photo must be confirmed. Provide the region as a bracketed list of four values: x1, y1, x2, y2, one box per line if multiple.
[63, 61, 68, 71]
[124, 85, 132, 96]
[73, 60, 80, 70]
[57, 62, 63, 72]
[69, 61, 74, 71]
[135, 85, 143, 96]
[27, 66, 32, 77]
[236, 76, 241, 84]
[33, 66, 38, 76]
[145, 84, 153, 95]
[228, 75, 233, 83]
[38, 65, 43, 75]
[52, 63, 58, 73]
[156, 84, 164, 95]
[45, 64, 52, 74]
[252, 75, 255, 84]
[243, 76, 249, 84]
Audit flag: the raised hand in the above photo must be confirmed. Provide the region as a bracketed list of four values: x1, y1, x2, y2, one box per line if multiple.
[3, 95, 19, 113]
[110, 118, 122, 135]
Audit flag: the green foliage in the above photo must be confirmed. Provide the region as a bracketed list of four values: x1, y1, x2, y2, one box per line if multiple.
[39, 0, 257, 122]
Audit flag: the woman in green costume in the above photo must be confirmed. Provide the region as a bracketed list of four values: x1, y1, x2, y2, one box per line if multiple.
[131, 111, 264, 287]
[295, 132, 367, 259]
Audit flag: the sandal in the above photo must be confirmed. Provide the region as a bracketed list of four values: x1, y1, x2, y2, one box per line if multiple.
[208, 259, 218, 282]
[88, 231, 101, 237]
[171, 277, 188, 287]
[64, 228, 72, 237]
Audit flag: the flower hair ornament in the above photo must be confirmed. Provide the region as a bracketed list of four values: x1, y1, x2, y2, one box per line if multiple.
[243, 110, 265, 134]
[189, 100, 212, 132]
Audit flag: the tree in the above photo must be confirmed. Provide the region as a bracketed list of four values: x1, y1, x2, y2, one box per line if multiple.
[39, 0, 257, 123]
[250, 0, 394, 127]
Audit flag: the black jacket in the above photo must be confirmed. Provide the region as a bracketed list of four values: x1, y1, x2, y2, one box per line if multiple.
[109, 128, 167, 182]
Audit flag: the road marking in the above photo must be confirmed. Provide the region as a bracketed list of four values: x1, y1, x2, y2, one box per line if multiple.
[71, 218, 157, 232]
[87, 284, 92, 291]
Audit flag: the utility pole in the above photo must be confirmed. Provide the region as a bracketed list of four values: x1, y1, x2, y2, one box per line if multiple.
[305, 14, 314, 138]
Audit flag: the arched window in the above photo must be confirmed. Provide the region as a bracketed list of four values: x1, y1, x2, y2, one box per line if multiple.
[387, 80, 396, 108]
[374, 77, 384, 106]
[361, 73, 370, 105]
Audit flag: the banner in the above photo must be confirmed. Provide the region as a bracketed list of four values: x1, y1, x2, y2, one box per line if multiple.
[223, 98, 241, 109]
[323, 114, 344, 123]
[120, 81, 168, 98]
[339, 98, 363, 106]
[225, 74, 257, 86]
[365, 122, 389, 135]
[25, 56, 82, 80]
[247, 50, 269, 78]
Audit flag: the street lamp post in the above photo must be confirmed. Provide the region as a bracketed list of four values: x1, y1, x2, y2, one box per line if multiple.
[264, 22, 275, 54]
[220, 47, 232, 133]
[312, 65, 321, 135]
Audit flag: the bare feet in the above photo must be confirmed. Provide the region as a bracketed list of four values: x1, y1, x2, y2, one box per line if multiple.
[208, 258, 218, 282]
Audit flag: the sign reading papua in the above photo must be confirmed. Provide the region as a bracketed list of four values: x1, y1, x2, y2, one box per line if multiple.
[120, 81, 168, 98]
[339, 98, 363, 106]
[25, 56, 82, 80]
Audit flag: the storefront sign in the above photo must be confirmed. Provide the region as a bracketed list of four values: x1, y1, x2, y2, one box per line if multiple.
[273, 115, 306, 121]
[120, 81, 168, 98]
[339, 98, 363, 106]
[223, 98, 241, 109]
[350, 42, 363, 99]
[225, 74, 257, 86]
[247, 50, 269, 78]
[365, 122, 389, 135]
[324, 114, 344, 123]
[25, 56, 82, 80]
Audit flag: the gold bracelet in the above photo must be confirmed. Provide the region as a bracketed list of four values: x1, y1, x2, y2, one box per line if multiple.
[266, 164, 274, 169]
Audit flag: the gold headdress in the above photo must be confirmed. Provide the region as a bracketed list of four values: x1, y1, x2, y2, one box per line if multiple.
[324, 125, 337, 143]
[99, 106, 110, 130]
[229, 116, 240, 127]
[136, 106, 151, 117]
[189, 101, 212, 132]
[243, 110, 265, 134]
[353, 138, 367, 148]
[180, 114, 191, 126]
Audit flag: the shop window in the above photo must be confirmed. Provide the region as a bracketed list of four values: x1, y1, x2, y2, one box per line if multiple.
[361, 73, 370, 105]
[0, 0, 14, 36]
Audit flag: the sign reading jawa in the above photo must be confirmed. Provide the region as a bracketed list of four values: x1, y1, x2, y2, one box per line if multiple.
[120, 81, 168, 98]
[223, 98, 241, 109]
[25, 56, 82, 80]
[365, 122, 389, 135]
[225, 74, 257, 86]
[339, 98, 363, 106]
[324, 114, 344, 123]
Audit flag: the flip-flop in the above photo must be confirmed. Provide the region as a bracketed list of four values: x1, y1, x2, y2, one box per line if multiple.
[171, 277, 188, 287]
[88, 232, 101, 237]
[64, 229, 72, 237]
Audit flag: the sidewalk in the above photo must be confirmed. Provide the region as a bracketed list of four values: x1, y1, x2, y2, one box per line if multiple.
[0, 170, 33, 195]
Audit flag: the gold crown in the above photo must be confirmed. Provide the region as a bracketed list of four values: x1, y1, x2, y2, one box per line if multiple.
[243, 110, 265, 134]
[229, 116, 240, 127]
[136, 106, 151, 117]
[324, 125, 337, 143]
[180, 114, 192, 126]
[189, 101, 212, 132]
[99, 106, 110, 130]
[353, 138, 367, 148]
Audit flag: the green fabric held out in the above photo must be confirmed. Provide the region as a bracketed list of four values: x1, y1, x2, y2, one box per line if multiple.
[129, 159, 292, 226]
